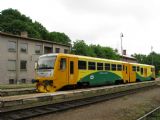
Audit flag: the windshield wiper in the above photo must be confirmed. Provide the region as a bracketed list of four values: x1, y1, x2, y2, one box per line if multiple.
[38, 67, 54, 69]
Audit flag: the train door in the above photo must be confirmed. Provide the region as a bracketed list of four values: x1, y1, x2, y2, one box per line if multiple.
[144, 68, 147, 78]
[68, 57, 78, 85]
[57, 56, 69, 87]
[129, 64, 136, 83]
[122, 63, 129, 83]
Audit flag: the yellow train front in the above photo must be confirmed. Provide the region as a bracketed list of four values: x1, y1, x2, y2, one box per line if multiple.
[34, 53, 155, 93]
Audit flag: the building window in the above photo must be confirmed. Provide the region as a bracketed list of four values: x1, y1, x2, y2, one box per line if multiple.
[35, 45, 42, 54]
[20, 43, 28, 53]
[8, 60, 16, 71]
[21, 79, 26, 83]
[111, 64, 116, 71]
[9, 79, 15, 84]
[117, 64, 122, 71]
[20, 60, 27, 70]
[8, 41, 16, 52]
[97, 63, 103, 70]
[88, 62, 96, 70]
[55, 48, 60, 53]
[78, 61, 87, 70]
[105, 63, 110, 70]
[64, 49, 69, 53]
[44, 46, 53, 54]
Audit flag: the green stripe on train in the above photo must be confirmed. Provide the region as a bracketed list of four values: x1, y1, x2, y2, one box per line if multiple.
[79, 71, 121, 86]
[136, 73, 152, 81]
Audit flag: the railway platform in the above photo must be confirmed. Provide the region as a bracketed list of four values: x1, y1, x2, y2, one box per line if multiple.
[0, 80, 160, 113]
[0, 88, 36, 97]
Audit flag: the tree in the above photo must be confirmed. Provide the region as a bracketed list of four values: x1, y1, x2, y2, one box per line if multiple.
[49, 32, 71, 45]
[132, 54, 147, 64]
[132, 52, 160, 75]
[71, 40, 120, 60]
[71, 40, 95, 56]
[0, 8, 71, 45]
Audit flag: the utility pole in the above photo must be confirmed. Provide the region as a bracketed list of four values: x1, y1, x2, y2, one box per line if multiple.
[151, 46, 153, 65]
[120, 32, 124, 56]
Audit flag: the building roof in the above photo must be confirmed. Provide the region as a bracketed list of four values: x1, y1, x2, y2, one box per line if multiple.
[0, 32, 71, 47]
[121, 55, 137, 60]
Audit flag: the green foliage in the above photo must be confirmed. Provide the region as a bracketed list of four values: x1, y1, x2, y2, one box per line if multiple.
[132, 52, 160, 75]
[49, 32, 71, 45]
[71, 40, 95, 56]
[132, 54, 147, 64]
[0, 8, 71, 45]
[71, 40, 120, 60]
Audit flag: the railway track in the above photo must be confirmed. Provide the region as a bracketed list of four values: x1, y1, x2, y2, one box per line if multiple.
[137, 105, 160, 120]
[0, 85, 158, 120]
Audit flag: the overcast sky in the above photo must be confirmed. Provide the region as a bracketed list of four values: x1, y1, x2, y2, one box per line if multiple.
[1, 0, 160, 55]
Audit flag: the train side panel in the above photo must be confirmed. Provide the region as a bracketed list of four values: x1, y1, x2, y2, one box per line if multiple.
[77, 58, 123, 86]
[131, 64, 155, 82]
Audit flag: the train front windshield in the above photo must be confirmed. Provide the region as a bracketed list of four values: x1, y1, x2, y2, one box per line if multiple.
[38, 56, 56, 70]
[37, 56, 57, 77]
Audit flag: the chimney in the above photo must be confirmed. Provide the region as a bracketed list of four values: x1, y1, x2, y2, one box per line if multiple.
[123, 50, 126, 55]
[20, 31, 28, 38]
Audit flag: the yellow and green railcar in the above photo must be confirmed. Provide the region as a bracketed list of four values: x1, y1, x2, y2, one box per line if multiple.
[34, 53, 155, 92]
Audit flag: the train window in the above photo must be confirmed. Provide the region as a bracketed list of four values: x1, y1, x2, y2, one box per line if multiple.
[78, 61, 86, 70]
[97, 63, 103, 70]
[126, 66, 128, 74]
[123, 65, 125, 71]
[88, 62, 96, 70]
[117, 64, 122, 71]
[105, 63, 110, 70]
[111, 64, 116, 71]
[141, 68, 143, 74]
[137, 66, 140, 72]
[132, 66, 136, 71]
[60, 58, 66, 70]
[70, 61, 74, 74]
[151, 68, 155, 72]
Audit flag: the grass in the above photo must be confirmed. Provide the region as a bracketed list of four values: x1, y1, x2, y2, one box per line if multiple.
[0, 83, 35, 89]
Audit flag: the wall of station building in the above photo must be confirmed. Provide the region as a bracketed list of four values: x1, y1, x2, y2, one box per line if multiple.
[0, 35, 70, 84]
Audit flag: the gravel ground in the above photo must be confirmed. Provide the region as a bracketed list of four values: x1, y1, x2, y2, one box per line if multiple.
[30, 86, 160, 120]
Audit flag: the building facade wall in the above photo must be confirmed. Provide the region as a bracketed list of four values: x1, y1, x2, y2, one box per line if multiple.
[0, 34, 70, 84]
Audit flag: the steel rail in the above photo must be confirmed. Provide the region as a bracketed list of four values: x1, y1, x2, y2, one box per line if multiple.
[137, 105, 160, 120]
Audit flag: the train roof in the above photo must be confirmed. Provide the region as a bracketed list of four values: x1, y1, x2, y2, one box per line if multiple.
[40, 53, 128, 63]
[39, 53, 154, 67]
[76, 54, 128, 63]
[130, 62, 154, 67]
[39, 53, 58, 58]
